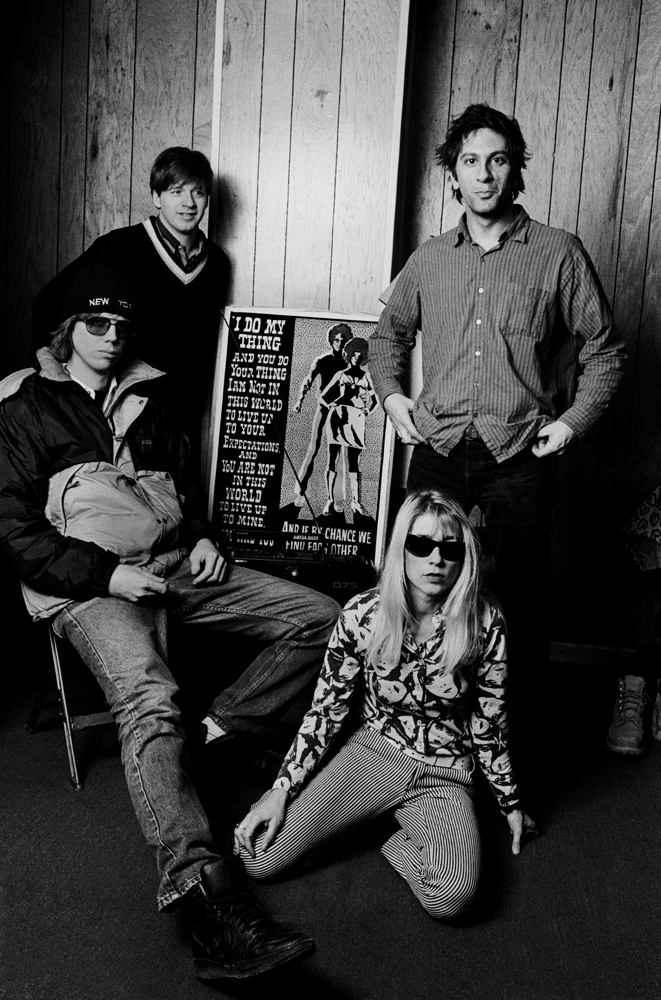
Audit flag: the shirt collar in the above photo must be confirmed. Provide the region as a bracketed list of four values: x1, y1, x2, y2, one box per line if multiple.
[454, 205, 530, 247]
[152, 214, 206, 262]
[64, 366, 118, 402]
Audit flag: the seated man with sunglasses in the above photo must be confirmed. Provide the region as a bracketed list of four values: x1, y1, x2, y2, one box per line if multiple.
[0, 264, 341, 981]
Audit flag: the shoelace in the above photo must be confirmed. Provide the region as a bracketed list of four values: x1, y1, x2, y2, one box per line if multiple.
[617, 681, 648, 720]
[206, 894, 284, 938]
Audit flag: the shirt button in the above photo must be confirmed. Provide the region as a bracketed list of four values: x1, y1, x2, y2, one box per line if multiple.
[475, 350, 481, 356]
[478, 287, 484, 294]
[474, 382, 480, 387]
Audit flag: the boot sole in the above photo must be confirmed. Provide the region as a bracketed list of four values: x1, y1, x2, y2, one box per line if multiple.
[194, 939, 315, 979]
[606, 738, 644, 755]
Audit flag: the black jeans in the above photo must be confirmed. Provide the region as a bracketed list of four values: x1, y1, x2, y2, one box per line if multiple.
[408, 438, 555, 670]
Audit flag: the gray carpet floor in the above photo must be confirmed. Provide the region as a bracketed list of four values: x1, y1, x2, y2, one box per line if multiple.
[2, 616, 661, 1000]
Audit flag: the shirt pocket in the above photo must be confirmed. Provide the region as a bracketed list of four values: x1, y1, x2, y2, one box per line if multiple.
[495, 282, 553, 340]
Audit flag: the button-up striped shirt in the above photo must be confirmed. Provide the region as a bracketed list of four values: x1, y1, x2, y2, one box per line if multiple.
[370, 208, 626, 462]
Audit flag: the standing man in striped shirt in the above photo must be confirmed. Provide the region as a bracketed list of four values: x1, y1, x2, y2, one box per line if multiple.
[370, 104, 626, 677]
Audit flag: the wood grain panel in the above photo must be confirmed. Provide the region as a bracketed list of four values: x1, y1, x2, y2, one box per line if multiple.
[398, 0, 456, 260]
[558, 0, 640, 528]
[8, 0, 63, 368]
[548, 0, 595, 234]
[612, 0, 661, 509]
[577, 0, 641, 300]
[442, 0, 522, 232]
[283, 0, 344, 310]
[252, 0, 297, 306]
[86, 0, 137, 244]
[193, 0, 217, 160]
[329, 0, 400, 313]
[624, 132, 661, 495]
[192, 0, 217, 239]
[215, 0, 266, 304]
[131, 0, 199, 225]
[58, 0, 91, 270]
[514, 2, 566, 225]
[0, 12, 10, 369]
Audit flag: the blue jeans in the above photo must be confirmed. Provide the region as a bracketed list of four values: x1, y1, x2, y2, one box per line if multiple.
[408, 438, 555, 667]
[53, 560, 340, 909]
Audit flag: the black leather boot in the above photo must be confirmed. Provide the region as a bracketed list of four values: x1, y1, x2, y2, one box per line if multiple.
[188, 859, 315, 979]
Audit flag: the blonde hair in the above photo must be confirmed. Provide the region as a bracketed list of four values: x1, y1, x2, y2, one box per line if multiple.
[366, 490, 483, 675]
[48, 313, 135, 363]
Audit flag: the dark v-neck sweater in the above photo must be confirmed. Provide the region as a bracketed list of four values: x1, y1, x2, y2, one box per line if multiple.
[32, 219, 230, 438]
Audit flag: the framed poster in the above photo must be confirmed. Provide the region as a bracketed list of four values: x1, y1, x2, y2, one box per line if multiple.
[208, 307, 395, 569]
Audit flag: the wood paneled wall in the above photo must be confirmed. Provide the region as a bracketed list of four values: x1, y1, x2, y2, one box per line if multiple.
[399, 0, 661, 646]
[3, 0, 661, 645]
[215, 0, 407, 313]
[2, 0, 215, 374]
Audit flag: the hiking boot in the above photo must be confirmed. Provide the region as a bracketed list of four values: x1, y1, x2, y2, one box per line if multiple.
[188, 860, 315, 979]
[606, 675, 649, 755]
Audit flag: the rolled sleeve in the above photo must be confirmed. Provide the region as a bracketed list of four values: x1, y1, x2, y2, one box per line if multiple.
[556, 242, 626, 438]
[369, 259, 421, 407]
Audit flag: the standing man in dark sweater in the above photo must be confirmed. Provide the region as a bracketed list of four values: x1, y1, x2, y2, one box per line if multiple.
[33, 147, 229, 452]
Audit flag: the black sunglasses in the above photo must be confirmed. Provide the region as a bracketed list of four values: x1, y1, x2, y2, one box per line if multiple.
[404, 535, 465, 561]
[84, 317, 133, 340]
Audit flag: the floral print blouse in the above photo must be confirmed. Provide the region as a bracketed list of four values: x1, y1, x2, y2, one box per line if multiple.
[273, 588, 521, 813]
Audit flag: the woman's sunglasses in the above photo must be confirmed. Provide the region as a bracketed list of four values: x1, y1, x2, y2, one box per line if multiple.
[84, 317, 133, 340]
[404, 535, 465, 561]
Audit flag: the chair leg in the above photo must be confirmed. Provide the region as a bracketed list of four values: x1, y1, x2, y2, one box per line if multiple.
[49, 627, 82, 792]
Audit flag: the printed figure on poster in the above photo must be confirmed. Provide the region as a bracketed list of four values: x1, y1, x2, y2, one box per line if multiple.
[291, 323, 353, 508]
[318, 337, 378, 518]
[210, 309, 391, 568]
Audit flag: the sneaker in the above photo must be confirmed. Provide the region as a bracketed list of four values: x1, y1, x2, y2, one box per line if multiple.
[606, 675, 649, 755]
[652, 688, 661, 741]
[188, 860, 315, 979]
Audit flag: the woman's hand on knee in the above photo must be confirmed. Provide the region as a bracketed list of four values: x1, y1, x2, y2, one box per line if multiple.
[506, 809, 538, 855]
[233, 788, 289, 858]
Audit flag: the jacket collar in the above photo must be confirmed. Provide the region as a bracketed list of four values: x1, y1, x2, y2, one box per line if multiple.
[36, 347, 165, 392]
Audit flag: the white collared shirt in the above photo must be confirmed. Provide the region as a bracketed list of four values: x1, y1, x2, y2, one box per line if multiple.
[64, 366, 118, 410]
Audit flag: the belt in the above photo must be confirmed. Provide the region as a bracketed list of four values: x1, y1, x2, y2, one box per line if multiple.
[463, 424, 480, 440]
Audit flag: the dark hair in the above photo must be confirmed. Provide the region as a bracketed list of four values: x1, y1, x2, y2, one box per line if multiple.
[327, 323, 352, 346]
[343, 336, 369, 364]
[150, 147, 214, 195]
[436, 104, 530, 203]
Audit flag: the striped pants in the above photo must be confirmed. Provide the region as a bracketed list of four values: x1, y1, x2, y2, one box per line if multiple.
[242, 725, 481, 919]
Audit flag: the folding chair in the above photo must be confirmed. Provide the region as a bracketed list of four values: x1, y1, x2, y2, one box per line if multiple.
[25, 622, 114, 791]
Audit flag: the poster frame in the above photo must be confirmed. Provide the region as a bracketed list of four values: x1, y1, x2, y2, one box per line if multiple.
[207, 305, 395, 570]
